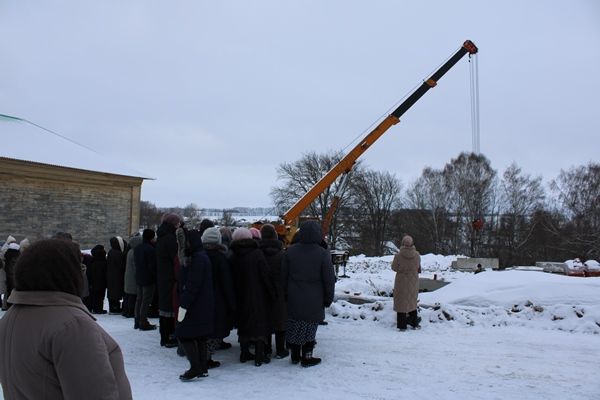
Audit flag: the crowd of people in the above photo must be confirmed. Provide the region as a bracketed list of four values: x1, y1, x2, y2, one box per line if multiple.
[0, 217, 422, 397]
[0, 215, 338, 387]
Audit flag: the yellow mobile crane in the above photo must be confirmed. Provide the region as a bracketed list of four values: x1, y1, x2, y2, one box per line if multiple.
[274, 40, 478, 245]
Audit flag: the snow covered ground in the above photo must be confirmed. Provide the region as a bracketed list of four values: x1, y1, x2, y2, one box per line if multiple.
[2, 255, 600, 399]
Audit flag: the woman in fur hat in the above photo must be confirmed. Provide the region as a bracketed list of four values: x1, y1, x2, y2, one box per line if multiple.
[391, 235, 421, 331]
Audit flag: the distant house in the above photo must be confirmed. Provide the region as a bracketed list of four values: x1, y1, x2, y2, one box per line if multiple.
[0, 115, 151, 248]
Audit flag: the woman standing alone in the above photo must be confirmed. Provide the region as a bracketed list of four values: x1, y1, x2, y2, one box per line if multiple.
[391, 235, 421, 331]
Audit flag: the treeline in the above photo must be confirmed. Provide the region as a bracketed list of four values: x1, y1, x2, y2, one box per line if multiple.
[271, 151, 599, 267]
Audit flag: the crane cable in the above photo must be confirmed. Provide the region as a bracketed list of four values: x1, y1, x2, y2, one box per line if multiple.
[339, 46, 465, 155]
[469, 53, 481, 154]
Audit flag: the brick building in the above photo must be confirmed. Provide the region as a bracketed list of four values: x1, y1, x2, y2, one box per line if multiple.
[0, 115, 150, 248]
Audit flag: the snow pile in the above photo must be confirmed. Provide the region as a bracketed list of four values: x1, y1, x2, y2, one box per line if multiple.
[329, 255, 600, 334]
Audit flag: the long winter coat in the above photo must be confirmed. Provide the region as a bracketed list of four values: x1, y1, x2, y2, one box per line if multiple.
[124, 236, 142, 295]
[155, 222, 178, 314]
[204, 243, 236, 339]
[107, 237, 126, 300]
[134, 240, 157, 287]
[391, 245, 421, 313]
[0, 290, 132, 400]
[259, 238, 287, 331]
[3, 248, 19, 295]
[230, 238, 276, 338]
[175, 231, 214, 339]
[283, 220, 336, 323]
[87, 246, 107, 294]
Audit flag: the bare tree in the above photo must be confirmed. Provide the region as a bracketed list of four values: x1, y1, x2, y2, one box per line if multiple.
[497, 163, 546, 265]
[405, 167, 451, 253]
[139, 200, 163, 230]
[346, 169, 402, 256]
[550, 162, 600, 259]
[182, 203, 202, 228]
[270, 150, 360, 247]
[221, 209, 235, 227]
[442, 152, 497, 256]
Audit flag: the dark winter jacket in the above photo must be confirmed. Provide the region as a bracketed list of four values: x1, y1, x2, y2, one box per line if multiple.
[155, 222, 178, 314]
[282, 220, 336, 322]
[0, 291, 132, 399]
[204, 243, 236, 339]
[259, 238, 287, 331]
[107, 237, 127, 300]
[230, 238, 276, 339]
[175, 230, 214, 339]
[3, 248, 20, 294]
[124, 236, 142, 295]
[134, 239, 157, 287]
[87, 245, 108, 294]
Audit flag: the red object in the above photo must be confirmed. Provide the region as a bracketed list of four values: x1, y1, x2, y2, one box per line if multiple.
[472, 219, 484, 231]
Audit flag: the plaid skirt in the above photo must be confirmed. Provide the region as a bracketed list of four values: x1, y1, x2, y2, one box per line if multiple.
[285, 319, 318, 345]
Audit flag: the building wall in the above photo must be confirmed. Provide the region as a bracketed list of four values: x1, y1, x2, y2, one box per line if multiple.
[0, 158, 144, 249]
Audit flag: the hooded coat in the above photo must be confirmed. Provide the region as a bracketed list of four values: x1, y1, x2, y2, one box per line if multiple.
[259, 238, 287, 331]
[107, 237, 127, 300]
[0, 291, 132, 400]
[124, 236, 142, 295]
[87, 245, 107, 294]
[175, 230, 214, 339]
[282, 220, 336, 323]
[391, 245, 421, 313]
[155, 222, 178, 314]
[203, 242, 236, 339]
[230, 238, 276, 338]
[134, 237, 157, 287]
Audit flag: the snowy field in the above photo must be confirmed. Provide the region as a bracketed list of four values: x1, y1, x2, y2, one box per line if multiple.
[2, 255, 600, 399]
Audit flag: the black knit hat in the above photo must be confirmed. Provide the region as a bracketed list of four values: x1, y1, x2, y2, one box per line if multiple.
[142, 228, 156, 242]
[14, 239, 83, 296]
[260, 224, 278, 240]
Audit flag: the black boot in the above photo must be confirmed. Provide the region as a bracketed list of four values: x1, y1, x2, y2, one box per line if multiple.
[289, 343, 301, 364]
[301, 341, 321, 367]
[408, 310, 421, 329]
[179, 340, 208, 381]
[254, 340, 270, 367]
[239, 342, 255, 363]
[397, 312, 408, 331]
[159, 317, 177, 347]
[275, 331, 289, 359]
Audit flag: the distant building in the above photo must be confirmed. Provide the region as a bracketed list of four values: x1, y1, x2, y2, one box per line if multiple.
[0, 115, 151, 248]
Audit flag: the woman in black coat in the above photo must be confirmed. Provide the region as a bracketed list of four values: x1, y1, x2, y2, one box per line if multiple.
[106, 236, 127, 314]
[201, 227, 236, 366]
[259, 224, 288, 359]
[155, 213, 181, 347]
[87, 245, 108, 314]
[282, 220, 336, 367]
[175, 229, 214, 381]
[229, 227, 276, 366]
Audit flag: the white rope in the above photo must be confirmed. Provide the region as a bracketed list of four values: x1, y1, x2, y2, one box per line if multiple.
[469, 54, 481, 154]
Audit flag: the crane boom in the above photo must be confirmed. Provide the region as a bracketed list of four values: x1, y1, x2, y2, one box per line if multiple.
[282, 40, 478, 227]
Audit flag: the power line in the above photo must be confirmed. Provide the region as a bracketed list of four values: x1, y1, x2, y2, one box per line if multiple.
[0, 113, 101, 154]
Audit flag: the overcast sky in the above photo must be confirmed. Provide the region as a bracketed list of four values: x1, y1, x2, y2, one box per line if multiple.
[1, 1, 599, 209]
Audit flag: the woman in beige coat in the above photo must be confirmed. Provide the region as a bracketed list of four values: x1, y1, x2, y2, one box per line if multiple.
[0, 239, 132, 400]
[391, 235, 421, 331]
